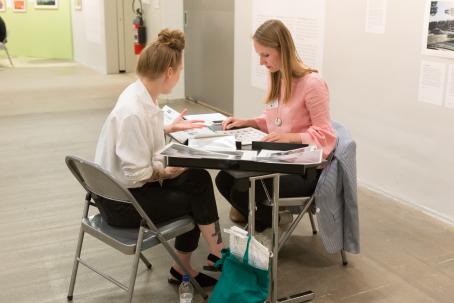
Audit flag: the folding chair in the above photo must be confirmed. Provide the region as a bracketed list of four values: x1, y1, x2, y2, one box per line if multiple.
[0, 16, 13, 67]
[277, 183, 348, 266]
[275, 136, 349, 265]
[254, 150, 348, 266]
[65, 155, 207, 302]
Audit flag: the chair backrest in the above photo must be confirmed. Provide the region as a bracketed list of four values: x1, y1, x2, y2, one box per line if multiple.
[65, 155, 135, 204]
[66, 155, 171, 238]
[0, 16, 7, 43]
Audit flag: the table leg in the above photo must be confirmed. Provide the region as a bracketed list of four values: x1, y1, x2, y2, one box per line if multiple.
[247, 174, 315, 303]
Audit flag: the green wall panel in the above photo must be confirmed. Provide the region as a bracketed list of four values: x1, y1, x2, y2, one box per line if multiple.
[0, 1, 73, 59]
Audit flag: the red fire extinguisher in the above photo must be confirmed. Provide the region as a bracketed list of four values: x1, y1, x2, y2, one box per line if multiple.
[133, 1, 146, 55]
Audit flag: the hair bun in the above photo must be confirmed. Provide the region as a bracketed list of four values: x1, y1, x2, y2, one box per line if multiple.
[157, 29, 185, 51]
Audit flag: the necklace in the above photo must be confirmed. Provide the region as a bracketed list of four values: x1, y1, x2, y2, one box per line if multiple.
[275, 117, 282, 126]
[274, 100, 282, 126]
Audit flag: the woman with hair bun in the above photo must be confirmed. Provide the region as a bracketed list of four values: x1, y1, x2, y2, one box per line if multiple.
[94, 29, 222, 287]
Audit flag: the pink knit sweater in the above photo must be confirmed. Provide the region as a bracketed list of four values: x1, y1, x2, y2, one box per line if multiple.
[254, 73, 336, 159]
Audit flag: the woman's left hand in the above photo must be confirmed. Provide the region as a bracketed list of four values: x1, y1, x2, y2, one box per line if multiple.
[165, 108, 206, 133]
[262, 133, 301, 143]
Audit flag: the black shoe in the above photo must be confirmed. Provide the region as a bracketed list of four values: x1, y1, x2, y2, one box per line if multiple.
[203, 253, 222, 272]
[168, 267, 217, 287]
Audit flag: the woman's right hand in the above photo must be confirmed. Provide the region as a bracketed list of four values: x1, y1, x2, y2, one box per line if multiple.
[222, 117, 255, 130]
[160, 166, 187, 180]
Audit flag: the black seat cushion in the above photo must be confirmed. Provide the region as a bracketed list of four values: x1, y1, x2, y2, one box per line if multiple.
[0, 16, 6, 43]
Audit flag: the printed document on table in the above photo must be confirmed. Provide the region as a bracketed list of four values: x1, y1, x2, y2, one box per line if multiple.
[159, 142, 257, 161]
[163, 105, 227, 125]
[219, 127, 267, 145]
[163, 105, 227, 143]
[188, 135, 237, 151]
[184, 112, 227, 124]
[169, 127, 215, 144]
[159, 143, 237, 160]
[257, 145, 322, 165]
[162, 105, 180, 126]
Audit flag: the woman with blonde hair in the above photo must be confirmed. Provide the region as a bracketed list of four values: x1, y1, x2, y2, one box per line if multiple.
[94, 29, 222, 287]
[216, 20, 336, 231]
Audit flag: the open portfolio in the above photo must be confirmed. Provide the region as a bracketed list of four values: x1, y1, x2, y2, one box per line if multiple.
[162, 105, 267, 145]
[158, 142, 323, 165]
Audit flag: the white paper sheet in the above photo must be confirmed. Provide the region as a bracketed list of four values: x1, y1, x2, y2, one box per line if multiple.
[251, 0, 326, 90]
[418, 61, 446, 106]
[365, 0, 387, 34]
[188, 135, 237, 152]
[184, 112, 227, 123]
[162, 105, 180, 126]
[444, 64, 454, 109]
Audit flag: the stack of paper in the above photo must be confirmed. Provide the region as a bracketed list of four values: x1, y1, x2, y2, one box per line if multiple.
[158, 142, 257, 160]
[188, 135, 237, 151]
[257, 145, 323, 165]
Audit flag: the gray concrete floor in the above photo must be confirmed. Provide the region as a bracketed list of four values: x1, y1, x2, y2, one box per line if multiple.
[1, 58, 454, 303]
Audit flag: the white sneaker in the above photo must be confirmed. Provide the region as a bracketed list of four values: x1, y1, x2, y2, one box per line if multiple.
[278, 210, 294, 226]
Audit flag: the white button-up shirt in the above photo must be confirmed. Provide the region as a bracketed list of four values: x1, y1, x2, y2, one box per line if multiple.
[95, 80, 165, 188]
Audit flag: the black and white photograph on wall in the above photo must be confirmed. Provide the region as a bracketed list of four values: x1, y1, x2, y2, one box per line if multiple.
[423, 0, 454, 58]
[35, 0, 58, 9]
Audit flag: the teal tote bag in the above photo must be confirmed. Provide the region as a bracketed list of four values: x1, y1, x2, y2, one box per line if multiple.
[209, 236, 270, 303]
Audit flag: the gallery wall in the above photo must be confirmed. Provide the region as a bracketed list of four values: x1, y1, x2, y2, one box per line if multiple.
[142, 0, 185, 99]
[0, 0, 73, 59]
[234, 0, 454, 224]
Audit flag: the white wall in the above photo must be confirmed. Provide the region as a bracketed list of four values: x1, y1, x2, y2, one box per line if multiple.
[72, 0, 136, 74]
[142, 0, 185, 99]
[71, 0, 108, 74]
[234, 0, 265, 118]
[71, 0, 185, 94]
[324, 0, 454, 224]
[234, 0, 454, 224]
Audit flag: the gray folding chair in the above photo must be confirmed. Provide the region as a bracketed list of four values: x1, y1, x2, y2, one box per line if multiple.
[277, 188, 348, 266]
[275, 133, 350, 266]
[65, 155, 207, 302]
[256, 150, 348, 266]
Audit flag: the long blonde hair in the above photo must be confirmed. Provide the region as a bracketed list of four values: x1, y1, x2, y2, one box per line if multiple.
[253, 20, 317, 104]
[136, 29, 185, 80]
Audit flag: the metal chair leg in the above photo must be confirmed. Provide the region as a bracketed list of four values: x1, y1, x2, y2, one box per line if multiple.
[140, 253, 152, 269]
[126, 227, 146, 303]
[4, 46, 13, 67]
[341, 250, 348, 266]
[308, 213, 317, 235]
[67, 227, 85, 300]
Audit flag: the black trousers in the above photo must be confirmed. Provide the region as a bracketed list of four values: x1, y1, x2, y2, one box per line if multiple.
[95, 169, 219, 252]
[215, 169, 321, 232]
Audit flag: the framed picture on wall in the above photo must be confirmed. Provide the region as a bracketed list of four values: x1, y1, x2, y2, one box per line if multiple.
[74, 0, 82, 11]
[12, 0, 26, 12]
[0, 0, 6, 12]
[422, 1, 454, 58]
[35, 0, 58, 9]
